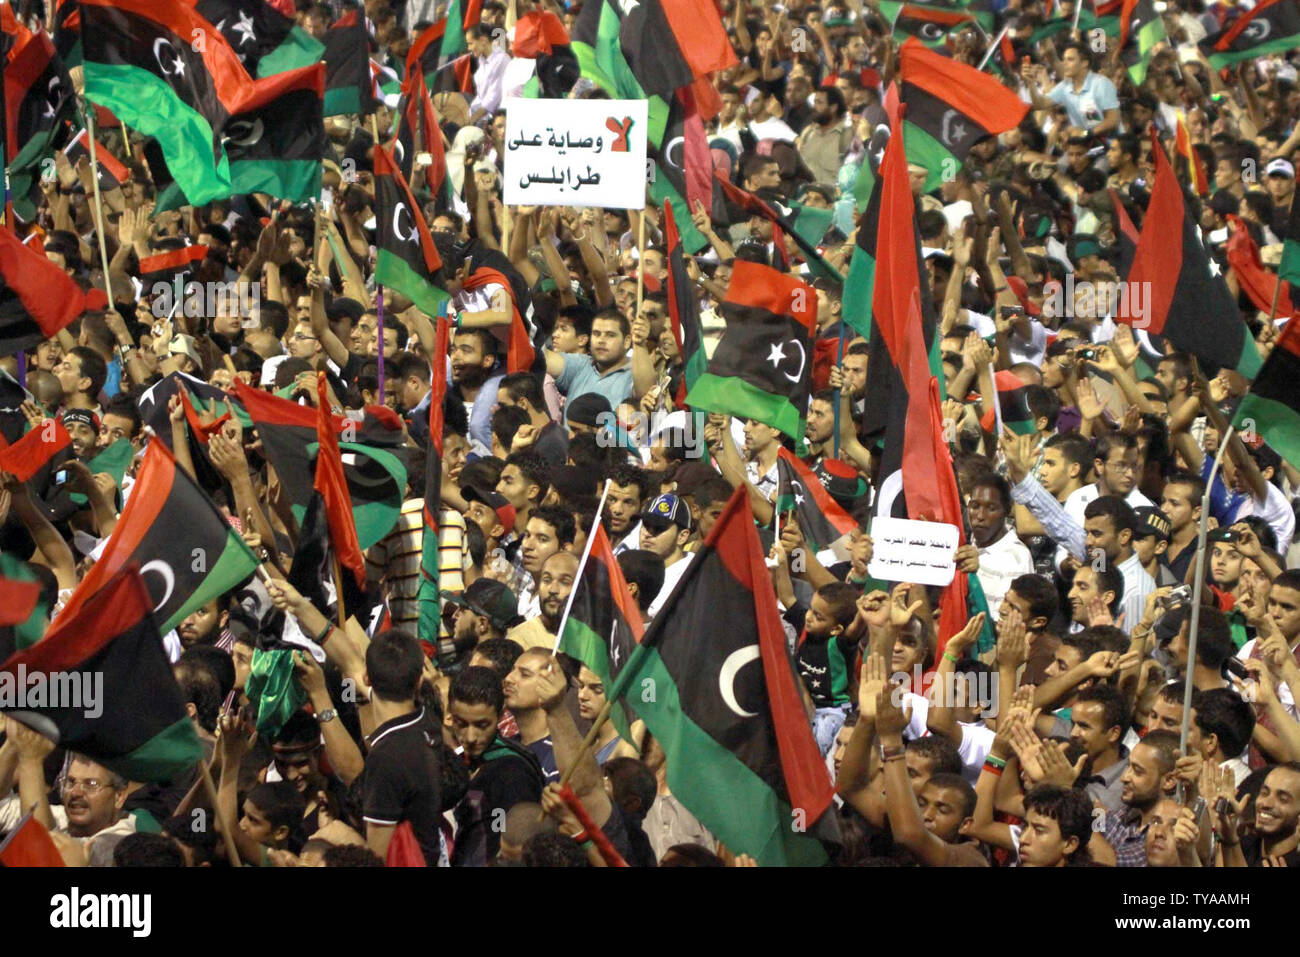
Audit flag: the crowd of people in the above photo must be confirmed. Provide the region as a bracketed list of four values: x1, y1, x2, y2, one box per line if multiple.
[1, 0, 1299, 871]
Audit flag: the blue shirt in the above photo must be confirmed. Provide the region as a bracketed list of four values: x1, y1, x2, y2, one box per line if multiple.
[461, 372, 503, 454]
[1049, 71, 1119, 130]
[556, 353, 634, 422]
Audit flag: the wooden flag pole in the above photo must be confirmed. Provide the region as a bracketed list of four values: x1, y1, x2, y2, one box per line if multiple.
[197, 759, 242, 868]
[84, 105, 116, 309]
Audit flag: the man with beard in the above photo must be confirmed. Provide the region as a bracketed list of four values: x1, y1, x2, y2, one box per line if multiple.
[803, 391, 837, 467]
[451, 327, 504, 455]
[508, 551, 578, 650]
[517, 506, 575, 617]
[1232, 764, 1300, 867]
[446, 579, 523, 655]
[605, 463, 652, 554]
[967, 474, 1034, 617]
[1103, 730, 1190, 866]
[541, 308, 649, 419]
[794, 87, 852, 187]
[176, 598, 229, 650]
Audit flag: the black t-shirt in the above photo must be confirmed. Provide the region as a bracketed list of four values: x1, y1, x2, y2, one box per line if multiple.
[361, 707, 444, 866]
[1241, 832, 1300, 867]
[452, 736, 544, 866]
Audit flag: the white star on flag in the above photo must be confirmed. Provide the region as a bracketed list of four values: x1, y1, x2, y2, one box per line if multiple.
[766, 342, 786, 366]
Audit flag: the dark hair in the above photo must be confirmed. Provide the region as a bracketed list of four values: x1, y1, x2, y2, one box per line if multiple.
[1165, 605, 1234, 671]
[659, 843, 725, 866]
[530, 503, 576, 545]
[449, 665, 505, 715]
[1044, 433, 1092, 474]
[617, 550, 665, 615]
[815, 581, 860, 630]
[1084, 495, 1139, 536]
[68, 345, 108, 398]
[1273, 569, 1300, 593]
[1074, 682, 1129, 736]
[500, 371, 547, 412]
[689, 474, 735, 509]
[173, 654, 226, 734]
[1061, 631, 1102, 663]
[557, 303, 594, 338]
[1022, 785, 1094, 863]
[970, 472, 1013, 512]
[452, 326, 500, 362]
[491, 404, 530, 452]
[393, 352, 431, 385]
[1162, 469, 1206, 505]
[591, 306, 631, 338]
[605, 462, 651, 500]
[1024, 384, 1060, 431]
[273, 709, 321, 750]
[1084, 562, 1124, 617]
[907, 736, 962, 775]
[246, 781, 306, 842]
[1093, 431, 1137, 466]
[504, 450, 551, 502]
[260, 300, 290, 338]
[604, 757, 657, 822]
[1194, 688, 1255, 757]
[1136, 729, 1180, 775]
[472, 637, 524, 679]
[1082, 624, 1128, 655]
[364, 628, 425, 702]
[162, 813, 218, 865]
[102, 393, 143, 437]
[112, 832, 186, 867]
[1009, 574, 1058, 623]
[925, 771, 976, 820]
[322, 844, 386, 866]
[523, 833, 590, 866]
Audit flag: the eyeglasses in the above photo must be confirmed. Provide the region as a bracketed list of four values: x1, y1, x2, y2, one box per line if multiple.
[59, 776, 116, 795]
[291, 333, 318, 342]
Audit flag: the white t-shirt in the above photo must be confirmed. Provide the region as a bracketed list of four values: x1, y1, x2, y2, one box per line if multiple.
[900, 691, 997, 784]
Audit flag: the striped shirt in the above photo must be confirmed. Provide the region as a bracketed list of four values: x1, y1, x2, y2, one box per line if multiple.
[366, 499, 469, 631]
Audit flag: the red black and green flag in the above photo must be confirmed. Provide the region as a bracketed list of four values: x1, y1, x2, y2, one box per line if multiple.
[231, 379, 407, 549]
[392, 63, 449, 206]
[1225, 216, 1296, 320]
[156, 62, 327, 210]
[663, 200, 706, 409]
[322, 5, 375, 116]
[842, 162, 882, 339]
[1234, 315, 1300, 468]
[139, 244, 210, 288]
[685, 260, 817, 445]
[417, 317, 450, 656]
[373, 143, 449, 317]
[775, 448, 856, 551]
[0, 417, 72, 482]
[650, 85, 723, 255]
[881, 2, 990, 46]
[5, 28, 77, 221]
[713, 171, 843, 283]
[406, 13, 478, 96]
[313, 372, 365, 588]
[897, 38, 1029, 192]
[605, 487, 836, 866]
[53, 439, 260, 634]
[0, 224, 108, 356]
[0, 553, 46, 663]
[978, 369, 1036, 435]
[80, 0, 256, 207]
[2, 565, 204, 782]
[1118, 0, 1166, 84]
[572, 0, 736, 103]
[513, 9, 579, 99]
[1122, 130, 1262, 379]
[559, 522, 645, 739]
[1198, 0, 1300, 70]
[1279, 195, 1300, 289]
[195, 0, 325, 78]
[0, 812, 65, 867]
[51, 0, 80, 68]
[63, 128, 129, 194]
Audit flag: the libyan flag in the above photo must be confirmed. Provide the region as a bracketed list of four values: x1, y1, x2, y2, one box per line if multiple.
[558, 523, 645, 739]
[897, 39, 1029, 193]
[52, 440, 260, 635]
[374, 143, 449, 317]
[0, 553, 46, 663]
[155, 62, 326, 211]
[663, 200, 707, 409]
[80, 0, 258, 208]
[1, 565, 203, 782]
[1198, 0, 1300, 70]
[1280, 196, 1300, 289]
[417, 317, 451, 655]
[685, 260, 817, 445]
[842, 162, 882, 340]
[231, 380, 407, 549]
[979, 370, 1036, 435]
[1119, 0, 1166, 84]
[323, 6, 375, 116]
[1234, 316, 1300, 469]
[774, 448, 856, 551]
[194, 0, 325, 79]
[606, 487, 837, 866]
[1121, 130, 1262, 380]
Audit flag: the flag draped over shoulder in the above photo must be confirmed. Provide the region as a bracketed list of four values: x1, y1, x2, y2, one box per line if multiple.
[1121, 130, 1262, 380]
[558, 523, 644, 738]
[52, 440, 260, 635]
[1234, 316, 1300, 469]
[417, 317, 451, 656]
[1, 566, 204, 782]
[605, 487, 836, 866]
[685, 260, 817, 445]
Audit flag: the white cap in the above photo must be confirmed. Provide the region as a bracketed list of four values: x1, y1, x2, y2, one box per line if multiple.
[1265, 158, 1295, 179]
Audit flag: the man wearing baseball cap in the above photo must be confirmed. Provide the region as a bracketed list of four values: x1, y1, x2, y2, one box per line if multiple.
[1133, 505, 1177, 586]
[445, 578, 523, 654]
[1265, 158, 1295, 236]
[639, 493, 694, 618]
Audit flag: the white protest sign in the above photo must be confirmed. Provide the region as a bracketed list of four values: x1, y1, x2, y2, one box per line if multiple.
[867, 517, 959, 587]
[503, 97, 648, 210]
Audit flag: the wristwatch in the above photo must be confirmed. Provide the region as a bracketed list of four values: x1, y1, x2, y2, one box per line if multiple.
[317, 709, 338, 724]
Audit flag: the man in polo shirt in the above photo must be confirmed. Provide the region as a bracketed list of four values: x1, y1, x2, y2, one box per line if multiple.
[541, 307, 652, 417]
[1069, 683, 1129, 814]
[1021, 40, 1119, 135]
[361, 629, 445, 865]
